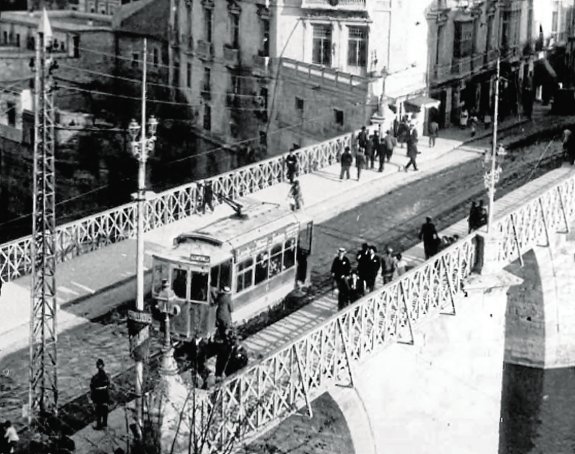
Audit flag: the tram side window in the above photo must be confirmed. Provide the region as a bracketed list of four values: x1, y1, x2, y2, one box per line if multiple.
[254, 252, 269, 285]
[189, 270, 209, 302]
[152, 262, 169, 294]
[236, 258, 254, 292]
[269, 244, 283, 277]
[172, 268, 188, 299]
[283, 238, 296, 269]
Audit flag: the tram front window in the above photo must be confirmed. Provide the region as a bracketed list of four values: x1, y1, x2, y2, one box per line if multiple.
[189, 270, 209, 302]
[152, 262, 169, 294]
[172, 268, 187, 299]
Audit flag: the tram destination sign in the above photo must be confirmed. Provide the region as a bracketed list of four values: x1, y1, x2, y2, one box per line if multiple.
[189, 253, 210, 264]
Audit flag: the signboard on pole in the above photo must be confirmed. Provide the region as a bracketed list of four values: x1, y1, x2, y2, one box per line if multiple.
[128, 310, 152, 362]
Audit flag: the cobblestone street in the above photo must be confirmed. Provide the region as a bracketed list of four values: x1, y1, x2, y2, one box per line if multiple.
[0, 114, 572, 452]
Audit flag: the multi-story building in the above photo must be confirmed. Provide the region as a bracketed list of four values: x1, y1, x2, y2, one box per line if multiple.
[25, 0, 140, 15]
[170, 0, 436, 154]
[428, 0, 573, 128]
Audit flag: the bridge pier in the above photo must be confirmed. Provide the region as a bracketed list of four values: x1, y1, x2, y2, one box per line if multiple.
[330, 271, 521, 454]
[504, 226, 575, 369]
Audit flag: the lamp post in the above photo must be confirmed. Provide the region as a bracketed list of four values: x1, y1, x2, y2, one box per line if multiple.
[486, 55, 501, 233]
[128, 114, 158, 424]
[156, 282, 180, 375]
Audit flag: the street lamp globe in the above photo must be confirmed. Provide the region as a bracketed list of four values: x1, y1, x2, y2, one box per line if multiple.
[128, 118, 141, 141]
[148, 115, 158, 136]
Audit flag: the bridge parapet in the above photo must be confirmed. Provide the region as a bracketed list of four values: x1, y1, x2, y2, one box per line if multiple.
[0, 127, 376, 282]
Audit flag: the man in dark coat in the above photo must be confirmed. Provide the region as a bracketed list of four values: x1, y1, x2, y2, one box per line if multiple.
[357, 126, 368, 151]
[331, 247, 351, 310]
[404, 124, 419, 171]
[356, 242, 369, 282]
[215, 286, 233, 340]
[419, 216, 439, 259]
[285, 148, 298, 183]
[366, 132, 378, 169]
[468, 201, 479, 233]
[90, 359, 111, 430]
[200, 180, 214, 214]
[346, 271, 365, 306]
[383, 129, 397, 164]
[364, 246, 380, 292]
[340, 147, 353, 180]
[355, 149, 366, 181]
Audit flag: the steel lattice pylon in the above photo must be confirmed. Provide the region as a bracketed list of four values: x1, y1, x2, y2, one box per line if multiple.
[29, 15, 58, 422]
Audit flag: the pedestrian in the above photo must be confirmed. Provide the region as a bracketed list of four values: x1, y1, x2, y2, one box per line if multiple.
[470, 113, 478, 137]
[460, 107, 469, 129]
[404, 123, 419, 172]
[419, 216, 439, 260]
[90, 359, 110, 431]
[383, 129, 397, 163]
[285, 147, 298, 183]
[331, 247, 352, 310]
[562, 129, 572, 161]
[200, 180, 214, 214]
[287, 180, 304, 211]
[215, 286, 233, 340]
[381, 246, 396, 285]
[372, 131, 381, 170]
[347, 270, 365, 305]
[355, 242, 369, 283]
[428, 120, 439, 147]
[395, 253, 407, 277]
[566, 129, 575, 165]
[364, 246, 380, 292]
[2, 421, 18, 454]
[468, 201, 479, 233]
[340, 146, 353, 180]
[397, 116, 409, 148]
[357, 126, 368, 152]
[375, 135, 386, 172]
[355, 149, 366, 181]
[478, 200, 488, 227]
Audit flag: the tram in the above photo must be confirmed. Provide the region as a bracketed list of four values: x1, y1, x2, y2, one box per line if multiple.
[151, 199, 313, 341]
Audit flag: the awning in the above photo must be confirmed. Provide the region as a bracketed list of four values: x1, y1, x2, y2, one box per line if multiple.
[534, 58, 558, 85]
[404, 96, 441, 111]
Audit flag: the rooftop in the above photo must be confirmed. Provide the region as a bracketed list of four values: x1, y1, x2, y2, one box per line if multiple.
[0, 10, 113, 32]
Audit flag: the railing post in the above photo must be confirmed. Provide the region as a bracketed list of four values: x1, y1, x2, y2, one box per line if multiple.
[539, 198, 551, 247]
[440, 255, 457, 316]
[510, 214, 525, 267]
[398, 281, 415, 345]
[557, 186, 570, 233]
[336, 318, 355, 388]
[294, 345, 313, 418]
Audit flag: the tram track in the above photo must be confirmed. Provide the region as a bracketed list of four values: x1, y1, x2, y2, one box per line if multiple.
[0, 133, 567, 441]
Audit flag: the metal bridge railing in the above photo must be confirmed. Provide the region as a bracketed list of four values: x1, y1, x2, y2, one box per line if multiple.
[0, 128, 367, 282]
[195, 170, 575, 452]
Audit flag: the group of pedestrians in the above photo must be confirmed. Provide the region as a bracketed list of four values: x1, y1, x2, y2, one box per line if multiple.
[330, 243, 408, 311]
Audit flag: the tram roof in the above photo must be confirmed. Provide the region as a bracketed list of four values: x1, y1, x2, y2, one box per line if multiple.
[154, 200, 311, 265]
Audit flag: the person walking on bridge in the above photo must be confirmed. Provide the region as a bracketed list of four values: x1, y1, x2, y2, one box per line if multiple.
[285, 147, 299, 183]
[331, 247, 351, 310]
[419, 217, 439, 259]
[381, 246, 396, 285]
[364, 246, 380, 292]
[355, 149, 366, 181]
[340, 147, 353, 180]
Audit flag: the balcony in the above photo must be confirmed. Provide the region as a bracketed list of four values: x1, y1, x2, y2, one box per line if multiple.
[451, 56, 472, 76]
[201, 84, 211, 100]
[300, 0, 368, 12]
[226, 92, 241, 108]
[253, 54, 271, 78]
[280, 58, 368, 91]
[223, 46, 240, 68]
[484, 49, 498, 66]
[196, 39, 213, 61]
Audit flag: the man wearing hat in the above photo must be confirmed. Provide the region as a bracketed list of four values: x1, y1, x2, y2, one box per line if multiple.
[90, 359, 110, 430]
[364, 246, 380, 292]
[331, 248, 351, 309]
[215, 286, 233, 340]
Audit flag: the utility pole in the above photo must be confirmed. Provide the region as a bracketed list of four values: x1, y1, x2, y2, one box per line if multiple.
[29, 8, 58, 424]
[487, 54, 500, 233]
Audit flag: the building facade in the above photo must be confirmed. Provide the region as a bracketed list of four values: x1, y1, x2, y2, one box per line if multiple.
[428, 0, 574, 128]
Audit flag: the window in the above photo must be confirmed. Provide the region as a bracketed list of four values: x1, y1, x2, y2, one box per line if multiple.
[552, 10, 559, 33]
[295, 97, 304, 113]
[152, 263, 169, 294]
[261, 18, 270, 56]
[334, 109, 344, 126]
[236, 257, 254, 292]
[254, 252, 269, 284]
[283, 238, 296, 270]
[153, 48, 159, 67]
[173, 62, 180, 85]
[100, 7, 106, 14]
[203, 104, 211, 130]
[347, 27, 367, 67]
[230, 12, 240, 48]
[259, 130, 267, 145]
[453, 20, 473, 59]
[230, 73, 240, 94]
[15, 34, 20, 47]
[189, 270, 209, 302]
[3, 32, 7, 44]
[186, 62, 192, 87]
[172, 268, 188, 299]
[269, 244, 283, 277]
[435, 24, 443, 65]
[312, 25, 332, 66]
[485, 15, 494, 51]
[203, 67, 211, 91]
[259, 86, 268, 109]
[6, 102, 16, 127]
[131, 52, 140, 68]
[501, 10, 520, 49]
[204, 7, 213, 43]
[72, 35, 80, 58]
[527, 7, 533, 41]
